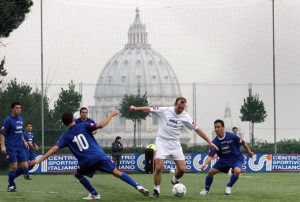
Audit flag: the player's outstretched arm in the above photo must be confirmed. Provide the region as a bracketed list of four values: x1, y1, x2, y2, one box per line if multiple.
[34, 146, 60, 164]
[195, 128, 219, 151]
[129, 105, 150, 112]
[97, 109, 119, 129]
[243, 143, 254, 158]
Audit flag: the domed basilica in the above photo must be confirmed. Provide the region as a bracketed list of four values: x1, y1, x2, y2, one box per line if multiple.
[89, 8, 189, 146]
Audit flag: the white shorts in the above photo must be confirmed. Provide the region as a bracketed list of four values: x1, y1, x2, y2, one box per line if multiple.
[155, 137, 185, 161]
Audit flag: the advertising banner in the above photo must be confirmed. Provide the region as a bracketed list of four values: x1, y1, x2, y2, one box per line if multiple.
[30, 153, 300, 173]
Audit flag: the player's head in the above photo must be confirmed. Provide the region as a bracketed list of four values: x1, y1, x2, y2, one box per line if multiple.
[26, 123, 33, 132]
[79, 107, 88, 120]
[116, 136, 121, 142]
[174, 97, 187, 114]
[214, 119, 225, 136]
[11, 101, 21, 116]
[62, 112, 74, 126]
[232, 126, 238, 134]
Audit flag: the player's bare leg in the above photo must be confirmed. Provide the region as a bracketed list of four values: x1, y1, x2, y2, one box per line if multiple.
[171, 160, 186, 185]
[152, 159, 164, 197]
[112, 168, 149, 197]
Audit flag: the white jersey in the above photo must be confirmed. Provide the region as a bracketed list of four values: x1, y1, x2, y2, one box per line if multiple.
[150, 107, 199, 141]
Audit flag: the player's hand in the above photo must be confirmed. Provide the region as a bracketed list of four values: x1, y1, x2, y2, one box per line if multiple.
[110, 109, 119, 117]
[200, 163, 207, 171]
[30, 159, 38, 166]
[248, 151, 254, 158]
[1, 145, 6, 154]
[129, 105, 136, 111]
[209, 142, 219, 151]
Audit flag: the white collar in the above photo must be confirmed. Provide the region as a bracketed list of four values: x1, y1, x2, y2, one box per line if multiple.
[217, 131, 226, 140]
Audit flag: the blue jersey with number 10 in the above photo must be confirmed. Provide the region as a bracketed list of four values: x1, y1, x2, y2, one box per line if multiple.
[55, 122, 105, 167]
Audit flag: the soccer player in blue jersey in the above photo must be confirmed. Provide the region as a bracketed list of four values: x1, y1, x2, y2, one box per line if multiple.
[23, 123, 40, 180]
[76, 107, 97, 135]
[32, 109, 149, 200]
[200, 119, 254, 195]
[76, 107, 96, 124]
[0, 101, 30, 192]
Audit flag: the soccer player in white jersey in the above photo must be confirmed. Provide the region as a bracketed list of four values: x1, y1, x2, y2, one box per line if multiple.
[130, 97, 218, 198]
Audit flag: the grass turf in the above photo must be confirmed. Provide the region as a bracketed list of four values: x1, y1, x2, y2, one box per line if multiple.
[0, 172, 299, 202]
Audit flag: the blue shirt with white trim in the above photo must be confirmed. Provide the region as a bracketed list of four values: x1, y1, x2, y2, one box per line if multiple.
[2, 115, 24, 148]
[208, 132, 245, 163]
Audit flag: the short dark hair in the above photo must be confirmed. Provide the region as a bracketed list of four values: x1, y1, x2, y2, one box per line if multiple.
[62, 112, 74, 126]
[232, 127, 238, 130]
[26, 123, 32, 127]
[174, 97, 186, 105]
[80, 107, 88, 113]
[214, 119, 224, 127]
[11, 101, 21, 109]
[116, 136, 121, 140]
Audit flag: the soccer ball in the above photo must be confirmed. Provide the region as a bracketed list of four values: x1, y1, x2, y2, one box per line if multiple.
[172, 183, 186, 197]
[170, 168, 175, 174]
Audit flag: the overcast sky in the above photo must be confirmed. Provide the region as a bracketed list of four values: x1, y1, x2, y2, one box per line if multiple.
[1, 0, 300, 142]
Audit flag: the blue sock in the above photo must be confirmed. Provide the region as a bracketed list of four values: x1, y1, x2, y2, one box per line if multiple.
[8, 171, 16, 186]
[25, 165, 34, 176]
[120, 173, 138, 189]
[79, 177, 98, 195]
[15, 167, 24, 178]
[227, 175, 239, 187]
[205, 176, 214, 191]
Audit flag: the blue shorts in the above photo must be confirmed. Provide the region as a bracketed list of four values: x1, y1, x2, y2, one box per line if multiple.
[6, 147, 28, 163]
[77, 156, 116, 178]
[213, 160, 243, 173]
[26, 149, 36, 161]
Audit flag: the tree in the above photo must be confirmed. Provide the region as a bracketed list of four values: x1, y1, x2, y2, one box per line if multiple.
[51, 81, 82, 129]
[0, 58, 7, 88]
[240, 83, 267, 146]
[119, 94, 149, 147]
[0, 0, 33, 37]
[0, 78, 52, 140]
[0, 0, 33, 85]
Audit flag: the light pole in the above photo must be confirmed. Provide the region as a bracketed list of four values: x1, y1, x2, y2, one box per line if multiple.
[40, 0, 45, 154]
[272, 0, 277, 153]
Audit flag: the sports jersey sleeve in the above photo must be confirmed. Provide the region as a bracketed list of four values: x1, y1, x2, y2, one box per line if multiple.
[233, 134, 245, 145]
[55, 134, 68, 149]
[84, 122, 97, 132]
[1, 119, 9, 137]
[149, 106, 165, 115]
[208, 147, 217, 157]
[182, 113, 199, 130]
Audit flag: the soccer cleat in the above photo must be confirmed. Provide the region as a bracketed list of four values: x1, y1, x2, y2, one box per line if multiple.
[24, 175, 32, 180]
[200, 189, 209, 195]
[225, 187, 231, 195]
[7, 185, 16, 192]
[82, 193, 101, 200]
[171, 176, 179, 185]
[151, 189, 160, 198]
[137, 185, 149, 197]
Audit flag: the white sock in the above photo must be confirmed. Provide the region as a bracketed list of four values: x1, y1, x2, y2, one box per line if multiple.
[172, 176, 179, 182]
[154, 186, 160, 193]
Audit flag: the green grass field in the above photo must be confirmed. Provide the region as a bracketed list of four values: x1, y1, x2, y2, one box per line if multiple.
[0, 173, 299, 202]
